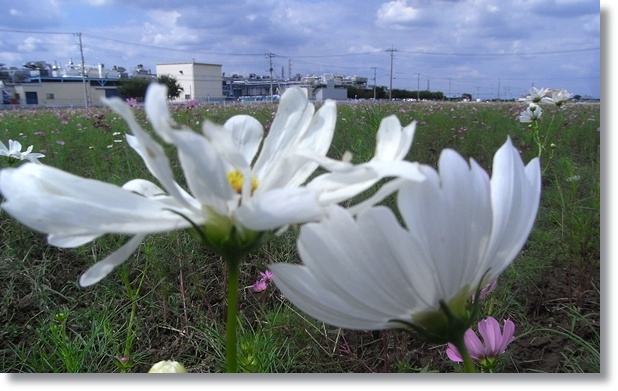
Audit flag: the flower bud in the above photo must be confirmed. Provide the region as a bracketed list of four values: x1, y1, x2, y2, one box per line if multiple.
[148, 360, 187, 373]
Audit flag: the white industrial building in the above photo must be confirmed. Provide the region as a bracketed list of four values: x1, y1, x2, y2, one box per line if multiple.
[156, 62, 223, 103]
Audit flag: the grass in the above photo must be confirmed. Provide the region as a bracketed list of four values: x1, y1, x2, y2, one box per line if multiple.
[0, 99, 601, 373]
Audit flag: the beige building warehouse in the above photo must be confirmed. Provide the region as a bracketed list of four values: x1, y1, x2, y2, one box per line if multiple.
[155, 62, 223, 103]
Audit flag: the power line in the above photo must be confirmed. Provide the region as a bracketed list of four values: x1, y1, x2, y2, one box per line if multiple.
[3, 28, 597, 59]
[397, 47, 599, 56]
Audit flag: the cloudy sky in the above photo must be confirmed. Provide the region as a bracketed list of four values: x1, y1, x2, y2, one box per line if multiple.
[0, 0, 602, 99]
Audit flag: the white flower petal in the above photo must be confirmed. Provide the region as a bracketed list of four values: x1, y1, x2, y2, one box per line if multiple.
[223, 115, 264, 164]
[252, 88, 318, 178]
[374, 117, 416, 161]
[272, 263, 389, 329]
[484, 138, 541, 277]
[0, 164, 195, 239]
[163, 128, 235, 214]
[107, 101, 194, 211]
[79, 234, 146, 287]
[309, 160, 424, 205]
[259, 99, 337, 189]
[144, 83, 176, 143]
[234, 188, 323, 231]
[273, 205, 435, 329]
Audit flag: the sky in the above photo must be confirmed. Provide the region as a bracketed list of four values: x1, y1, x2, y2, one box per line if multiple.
[0, 0, 603, 99]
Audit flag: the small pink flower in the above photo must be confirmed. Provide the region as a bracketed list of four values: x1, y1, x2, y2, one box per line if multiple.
[252, 279, 267, 293]
[446, 317, 515, 364]
[252, 269, 273, 293]
[56, 140, 65, 146]
[260, 270, 273, 282]
[472, 279, 498, 302]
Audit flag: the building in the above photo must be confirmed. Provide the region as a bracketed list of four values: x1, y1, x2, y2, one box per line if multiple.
[156, 62, 223, 103]
[1, 59, 366, 107]
[1, 61, 127, 107]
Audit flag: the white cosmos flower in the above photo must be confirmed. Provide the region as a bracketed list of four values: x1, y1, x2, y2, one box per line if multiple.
[523, 87, 552, 104]
[0, 84, 422, 287]
[0, 139, 45, 164]
[547, 88, 573, 107]
[271, 138, 540, 335]
[307, 115, 422, 204]
[518, 103, 543, 123]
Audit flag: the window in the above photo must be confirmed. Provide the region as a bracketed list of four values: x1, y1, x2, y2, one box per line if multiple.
[185, 94, 191, 100]
[46, 93, 55, 100]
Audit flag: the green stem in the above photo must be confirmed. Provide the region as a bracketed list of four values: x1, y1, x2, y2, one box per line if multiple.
[119, 260, 147, 373]
[225, 259, 240, 373]
[452, 335, 476, 373]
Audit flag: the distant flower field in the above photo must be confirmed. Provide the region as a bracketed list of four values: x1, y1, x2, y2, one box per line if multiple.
[0, 97, 600, 373]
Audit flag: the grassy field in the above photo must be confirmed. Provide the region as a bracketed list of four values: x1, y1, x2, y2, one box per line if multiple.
[0, 98, 600, 373]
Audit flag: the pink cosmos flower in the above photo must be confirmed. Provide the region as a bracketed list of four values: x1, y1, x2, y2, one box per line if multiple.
[259, 270, 273, 282]
[252, 279, 267, 293]
[446, 317, 515, 364]
[252, 269, 273, 292]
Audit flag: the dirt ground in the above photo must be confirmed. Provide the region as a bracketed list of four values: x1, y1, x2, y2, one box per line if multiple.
[133, 257, 601, 373]
[1, 236, 600, 374]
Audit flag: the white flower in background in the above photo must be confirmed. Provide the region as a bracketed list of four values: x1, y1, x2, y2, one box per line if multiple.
[547, 89, 573, 107]
[271, 138, 540, 340]
[0, 84, 423, 287]
[308, 115, 422, 205]
[523, 87, 552, 104]
[0, 139, 45, 164]
[518, 103, 543, 123]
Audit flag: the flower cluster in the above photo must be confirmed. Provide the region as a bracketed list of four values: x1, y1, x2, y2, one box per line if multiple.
[522, 86, 573, 107]
[518, 86, 573, 169]
[0, 82, 542, 373]
[0, 84, 422, 287]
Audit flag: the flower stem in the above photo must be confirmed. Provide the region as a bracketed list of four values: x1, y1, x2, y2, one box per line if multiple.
[225, 259, 240, 373]
[452, 336, 476, 373]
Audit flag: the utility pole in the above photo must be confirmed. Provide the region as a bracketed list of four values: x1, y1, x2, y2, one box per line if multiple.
[371, 67, 377, 99]
[386, 47, 397, 100]
[288, 59, 292, 80]
[74, 32, 88, 108]
[416, 73, 420, 101]
[266, 52, 275, 101]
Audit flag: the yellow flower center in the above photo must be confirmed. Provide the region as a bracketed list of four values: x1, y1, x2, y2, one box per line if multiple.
[227, 169, 258, 194]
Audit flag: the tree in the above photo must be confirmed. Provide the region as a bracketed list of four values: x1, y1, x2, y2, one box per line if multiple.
[116, 77, 153, 101]
[157, 74, 184, 99]
[346, 86, 387, 99]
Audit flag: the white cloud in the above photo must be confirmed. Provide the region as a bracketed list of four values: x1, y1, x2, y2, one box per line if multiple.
[17, 37, 43, 53]
[141, 9, 200, 47]
[376, 0, 420, 26]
